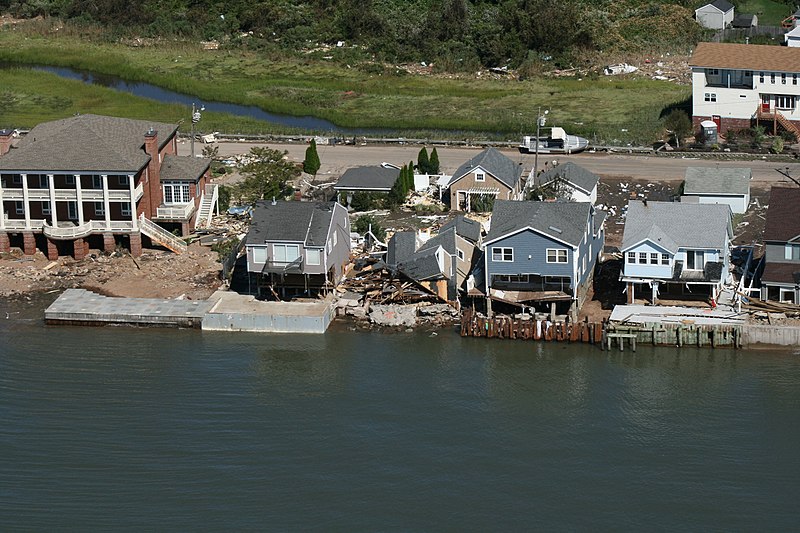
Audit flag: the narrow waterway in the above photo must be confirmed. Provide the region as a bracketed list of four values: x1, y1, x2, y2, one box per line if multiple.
[1, 301, 799, 529]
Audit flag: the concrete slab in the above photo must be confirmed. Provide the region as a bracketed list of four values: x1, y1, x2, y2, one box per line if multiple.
[202, 291, 334, 333]
[610, 304, 747, 326]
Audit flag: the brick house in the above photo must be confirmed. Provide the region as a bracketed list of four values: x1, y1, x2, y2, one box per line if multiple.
[447, 147, 523, 212]
[690, 42, 800, 137]
[0, 114, 218, 259]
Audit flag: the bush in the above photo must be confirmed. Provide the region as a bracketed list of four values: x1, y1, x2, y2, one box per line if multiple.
[349, 192, 385, 211]
[771, 137, 784, 154]
[354, 214, 386, 241]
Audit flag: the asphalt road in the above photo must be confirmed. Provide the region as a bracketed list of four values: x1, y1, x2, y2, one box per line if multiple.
[178, 140, 800, 186]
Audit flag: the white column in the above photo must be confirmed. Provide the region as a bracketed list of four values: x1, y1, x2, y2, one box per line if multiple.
[102, 174, 111, 228]
[128, 174, 136, 227]
[0, 178, 5, 230]
[21, 173, 30, 229]
[75, 174, 84, 226]
[47, 174, 57, 226]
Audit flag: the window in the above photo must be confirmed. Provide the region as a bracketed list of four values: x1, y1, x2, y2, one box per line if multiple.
[704, 93, 716, 102]
[686, 250, 705, 270]
[639, 252, 647, 264]
[95, 202, 105, 216]
[782, 73, 787, 85]
[15, 201, 23, 214]
[121, 202, 132, 217]
[41, 201, 51, 215]
[661, 253, 670, 265]
[332, 231, 337, 246]
[12, 175, 21, 185]
[475, 171, 485, 182]
[39, 175, 49, 188]
[492, 247, 513, 262]
[162, 182, 191, 204]
[650, 253, 659, 265]
[306, 248, 321, 266]
[68, 202, 77, 219]
[93, 176, 102, 189]
[745, 71, 752, 78]
[627, 252, 636, 263]
[776, 95, 795, 110]
[457, 248, 465, 261]
[785, 243, 800, 260]
[546, 249, 568, 263]
[117, 176, 128, 186]
[771, 73, 776, 83]
[759, 72, 765, 83]
[251, 247, 267, 264]
[273, 244, 300, 264]
[794, 74, 798, 85]
[707, 68, 719, 76]
[327, 239, 332, 254]
[65, 175, 76, 186]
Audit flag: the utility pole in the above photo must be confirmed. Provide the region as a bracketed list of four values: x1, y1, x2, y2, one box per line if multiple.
[533, 108, 549, 179]
[190, 103, 203, 157]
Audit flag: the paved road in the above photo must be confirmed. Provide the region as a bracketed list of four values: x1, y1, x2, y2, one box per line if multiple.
[178, 140, 800, 186]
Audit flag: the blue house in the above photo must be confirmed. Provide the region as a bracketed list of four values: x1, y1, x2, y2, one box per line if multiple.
[620, 200, 732, 304]
[482, 200, 605, 318]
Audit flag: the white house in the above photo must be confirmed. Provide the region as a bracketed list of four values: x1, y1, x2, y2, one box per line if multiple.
[681, 167, 751, 214]
[786, 26, 800, 47]
[529, 162, 599, 204]
[695, 0, 734, 30]
[689, 42, 800, 136]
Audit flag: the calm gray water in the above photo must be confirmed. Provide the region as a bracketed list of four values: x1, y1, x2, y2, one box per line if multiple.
[1, 300, 799, 530]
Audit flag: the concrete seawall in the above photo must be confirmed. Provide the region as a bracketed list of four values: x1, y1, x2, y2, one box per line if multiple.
[742, 325, 800, 348]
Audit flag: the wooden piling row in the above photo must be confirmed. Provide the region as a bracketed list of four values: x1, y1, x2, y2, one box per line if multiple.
[459, 308, 603, 345]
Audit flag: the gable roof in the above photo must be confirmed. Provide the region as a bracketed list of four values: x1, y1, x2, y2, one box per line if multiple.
[160, 154, 211, 181]
[334, 165, 399, 191]
[438, 214, 482, 243]
[247, 200, 339, 246]
[621, 200, 731, 253]
[0, 114, 178, 173]
[451, 147, 522, 189]
[732, 13, 755, 27]
[690, 42, 800, 73]
[485, 199, 592, 247]
[700, 0, 734, 13]
[536, 162, 600, 195]
[399, 246, 446, 281]
[683, 167, 751, 195]
[763, 187, 800, 242]
[387, 231, 418, 265]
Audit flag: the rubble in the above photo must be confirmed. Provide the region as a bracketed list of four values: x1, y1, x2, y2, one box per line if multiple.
[369, 304, 418, 327]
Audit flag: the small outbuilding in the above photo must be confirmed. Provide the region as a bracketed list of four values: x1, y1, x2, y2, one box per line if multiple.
[786, 25, 800, 47]
[731, 13, 757, 28]
[333, 164, 400, 208]
[681, 167, 751, 214]
[695, 0, 735, 30]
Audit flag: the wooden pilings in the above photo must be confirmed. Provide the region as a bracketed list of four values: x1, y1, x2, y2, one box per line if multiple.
[459, 308, 603, 345]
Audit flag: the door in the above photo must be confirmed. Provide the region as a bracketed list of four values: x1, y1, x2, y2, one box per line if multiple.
[761, 94, 771, 112]
[712, 115, 721, 129]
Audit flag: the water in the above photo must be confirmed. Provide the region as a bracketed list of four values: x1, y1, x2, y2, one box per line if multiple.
[1, 302, 799, 529]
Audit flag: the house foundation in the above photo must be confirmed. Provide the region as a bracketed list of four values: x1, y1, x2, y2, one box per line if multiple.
[129, 232, 142, 257]
[46, 238, 59, 261]
[73, 238, 87, 260]
[23, 232, 36, 255]
[0, 232, 9, 253]
[103, 233, 116, 253]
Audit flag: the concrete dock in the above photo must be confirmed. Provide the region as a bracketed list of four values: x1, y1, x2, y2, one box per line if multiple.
[45, 289, 334, 333]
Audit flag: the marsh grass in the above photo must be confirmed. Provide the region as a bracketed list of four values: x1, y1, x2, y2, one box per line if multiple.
[0, 24, 691, 144]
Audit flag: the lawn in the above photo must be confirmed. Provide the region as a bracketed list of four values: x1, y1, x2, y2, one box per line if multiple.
[735, 0, 793, 26]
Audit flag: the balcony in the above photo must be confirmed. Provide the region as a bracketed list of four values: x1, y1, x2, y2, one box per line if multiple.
[1, 218, 45, 231]
[0, 187, 140, 202]
[42, 220, 137, 239]
[672, 260, 725, 283]
[262, 256, 304, 274]
[155, 202, 195, 220]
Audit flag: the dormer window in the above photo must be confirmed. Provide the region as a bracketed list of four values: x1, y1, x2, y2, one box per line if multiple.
[475, 171, 485, 182]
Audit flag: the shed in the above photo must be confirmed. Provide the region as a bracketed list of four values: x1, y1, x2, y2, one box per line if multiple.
[700, 120, 718, 145]
[731, 13, 757, 28]
[681, 167, 751, 214]
[695, 0, 734, 30]
[786, 25, 800, 47]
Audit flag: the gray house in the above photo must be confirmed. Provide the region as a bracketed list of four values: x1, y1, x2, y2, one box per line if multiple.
[482, 200, 605, 317]
[681, 167, 751, 214]
[695, 0, 734, 30]
[530, 162, 599, 204]
[387, 215, 483, 306]
[245, 200, 351, 298]
[447, 148, 523, 212]
[333, 165, 400, 208]
[760, 187, 800, 304]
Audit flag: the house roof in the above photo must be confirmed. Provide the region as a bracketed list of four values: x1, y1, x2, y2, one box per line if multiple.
[438, 214, 482, 243]
[536, 162, 599, 195]
[0, 114, 177, 173]
[398, 246, 445, 281]
[621, 200, 731, 253]
[247, 200, 338, 246]
[683, 167, 751, 195]
[451, 147, 522, 189]
[690, 42, 800, 73]
[761, 262, 800, 285]
[732, 14, 755, 27]
[763, 187, 800, 241]
[334, 165, 400, 191]
[701, 0, 734, 13]
[387, 231, 418, 265]
[485, 199, 592, 247]
[418, 227, 458, 256]
[160, 154, 211, 181]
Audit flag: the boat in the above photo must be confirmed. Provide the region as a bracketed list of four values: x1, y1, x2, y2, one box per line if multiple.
[518, 127, 590, 154]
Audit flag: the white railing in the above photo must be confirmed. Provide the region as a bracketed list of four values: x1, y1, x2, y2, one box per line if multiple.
[1, 188, 140, 202]
[139, 214, 187, 254]
[134, 182, 144, 201]
[1, 219, 45, 231]
[194, 184, 219, 229]
[156, 202, 195, 220]
[42, 220, 138, 239]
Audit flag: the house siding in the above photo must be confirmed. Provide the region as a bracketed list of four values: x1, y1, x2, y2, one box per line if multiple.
[765, 242, 800, 264]
[486, 229, 574, 280]
[623, 241, 674, 279]
[683, 193, 749, 214]
[696, 5, 733, 30]
[577, 217, 604, 286]
[449, 168, 515, 209]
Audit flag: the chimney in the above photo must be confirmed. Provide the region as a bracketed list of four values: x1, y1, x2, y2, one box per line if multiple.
[0, 129, 13, 157]
[143, 128, 161, 217]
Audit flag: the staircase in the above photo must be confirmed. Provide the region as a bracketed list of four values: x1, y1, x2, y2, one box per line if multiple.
[194, 184, 219, 230]
[755, 107, 800, 140]
[139, 213, 188, 254]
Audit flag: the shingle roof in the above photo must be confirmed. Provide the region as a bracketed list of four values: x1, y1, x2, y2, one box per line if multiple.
[690, 42, 800, 73]
[706, 0, 734, 13]
[621, 201, 731, 253]
[452, 147, 522, 189]
[438, 215, 482, 243]
[683, 167, 751, 195]
[763, 187, 800, 242]
[536, 162, 599, 195]
[485, 199, 591, 247]
[418, 227, 457, 256]
[732, 14, 755, 27]
[0, 114, 177, 173]
[398, 246, 445, 281]
[247, 200, 337, 246]
[334, 165, 400, 191]
[387, 231, 418, 265]
[761, 262, 800, 284]
[160, 154, 211, 181]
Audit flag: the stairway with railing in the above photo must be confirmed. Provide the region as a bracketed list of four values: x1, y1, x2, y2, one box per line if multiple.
[195, 184, 219, 230]
[138, 213, 188, 254]
[755, 106, 800, 140]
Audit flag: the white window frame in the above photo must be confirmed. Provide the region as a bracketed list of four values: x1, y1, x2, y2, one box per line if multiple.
[306, 248, 322, 266]
[15, 201, 23, 215]
[639, 252, 647, 264]
[332, 231, 337, 246]
[121, 202, 132, 217]
[41, 201, 51, 215]
[93, 176, 102, 189]
[776, 95, 795, 110]
[68, 201, 78, 219]
[457, 248, 465, 261]
[771, 73, 776, 83]
[117, 175, 129, 186]
[627, 252, 636, 263]
[649, 252, 659, 265]
[779, 288, 796, 304]
[475, 171, 485, 182]
[162, 182, 191, 205]
[686, 250, 705, 271]
[546, 248, 568, 264]
[273, 243, 300, 264]
[704, 93, 716, 102]
[65, 175, 76, 186]
[785, 243, 800, 260]
[492, 247, 513, 262]
[39, 175, 49, 188]
[95, 202, 105, 216]
[251, 246, 267, 264]
[661, 253, 670, 265]
[12, 175, 22, 185]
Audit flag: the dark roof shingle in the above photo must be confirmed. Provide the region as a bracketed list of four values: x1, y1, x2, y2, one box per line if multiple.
[247, 201, 337, 246]
[485, 199, 591, 246]
[334, 166, 400, 191]
[763, 187, 800, 242]
[160, 154, 211, 181]
[536, 162, 599, 195]
[690, 42, 800, 73]
[452, 147, 522, 189]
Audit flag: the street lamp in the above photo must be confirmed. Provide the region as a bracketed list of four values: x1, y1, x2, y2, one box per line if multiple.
[190, 103, 205, 157]
[533, 108, 549, 179]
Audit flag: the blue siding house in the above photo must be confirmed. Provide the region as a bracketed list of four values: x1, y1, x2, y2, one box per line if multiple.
[620, 200, 732, 304]
[482, 200, 605, 318]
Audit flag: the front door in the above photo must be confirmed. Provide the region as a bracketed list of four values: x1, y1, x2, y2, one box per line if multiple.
[762, 94, 771, 112]
[712, 115, 721, 129]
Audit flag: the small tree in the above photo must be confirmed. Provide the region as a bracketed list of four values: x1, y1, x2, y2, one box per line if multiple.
[664, 109, 692, 148]
[236, 147, 300, 205]
[407, 160, 415, 191]
[417, 147, 430, 174]
[303, 139, 321, 176]
[354, 214, 386, 242]
[429, 147, 440, 174]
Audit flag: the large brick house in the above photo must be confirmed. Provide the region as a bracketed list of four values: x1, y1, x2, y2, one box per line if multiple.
[0, 114, 218, 259]
[690, 42, 800, 137]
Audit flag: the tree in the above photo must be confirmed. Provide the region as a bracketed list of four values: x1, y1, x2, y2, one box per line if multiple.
[417, 147, 430, 174]
[235, 147, 299, 205]
[354, 214, 386, 242]
[303, 139, 321, 176]
[429, 148, 440, 175]
[664, 109, 692, 148]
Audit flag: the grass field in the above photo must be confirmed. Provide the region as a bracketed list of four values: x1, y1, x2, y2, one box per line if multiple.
[0, 22, 691, 144]
[734, 0, 792, 26]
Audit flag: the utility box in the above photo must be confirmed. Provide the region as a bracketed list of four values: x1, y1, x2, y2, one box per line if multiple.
[700, 120, 718, 145]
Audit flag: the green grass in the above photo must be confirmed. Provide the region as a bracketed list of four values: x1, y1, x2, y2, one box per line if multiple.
[735, 0, 792, 26]
[0, 24, 691, 144]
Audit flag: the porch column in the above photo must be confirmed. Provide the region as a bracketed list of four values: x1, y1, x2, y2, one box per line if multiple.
[21, 174, 30, 229]
[103, 233, 116, 253]
[0, 181, 5, 230]
[47, 174, 57, 227]
[466, 193, 471, 212]
[46, 238, 58, 261]
[100, 174, 111, 230]
[651, 281, 658, 305]
[22, 232, 36, 255]
[627, 282, 635, 304]
[75, 174, 84, 226]
[129, 232, 142, 257]
[0, 232, 9, 252]
[73, 237, 86, 260]
[128, 174, 136, 227]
